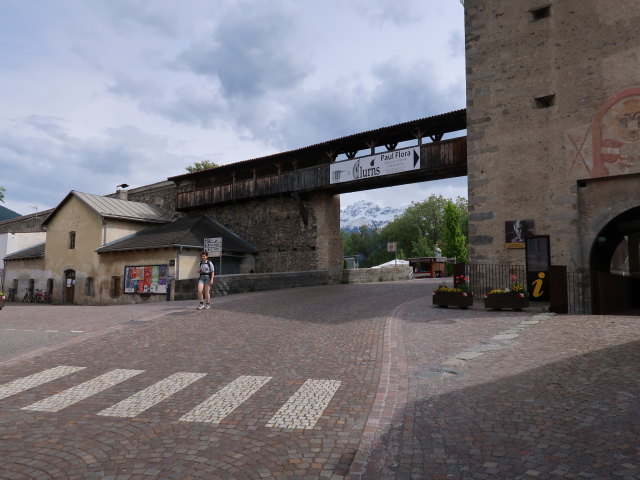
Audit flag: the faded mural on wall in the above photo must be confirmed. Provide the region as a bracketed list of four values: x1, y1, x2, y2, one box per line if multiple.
[568, 87, 640, 179]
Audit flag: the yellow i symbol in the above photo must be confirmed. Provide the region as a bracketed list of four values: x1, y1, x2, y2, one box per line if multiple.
[531, 272, 546, 298]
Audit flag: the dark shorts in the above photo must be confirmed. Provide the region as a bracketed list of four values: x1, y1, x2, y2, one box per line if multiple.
[198, 275, 211, 284]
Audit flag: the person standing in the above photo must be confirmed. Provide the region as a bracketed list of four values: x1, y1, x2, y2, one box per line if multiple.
[196, 251, 215, 310]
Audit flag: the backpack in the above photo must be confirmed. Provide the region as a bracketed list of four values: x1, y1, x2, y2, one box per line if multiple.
[199, 260, 215, 275]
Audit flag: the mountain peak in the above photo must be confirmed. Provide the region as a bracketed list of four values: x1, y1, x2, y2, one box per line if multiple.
[340, 201, 404, 232]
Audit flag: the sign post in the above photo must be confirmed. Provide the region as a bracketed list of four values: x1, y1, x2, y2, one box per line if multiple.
[204, 237, 222, 275]
[387, 242, 398, 265]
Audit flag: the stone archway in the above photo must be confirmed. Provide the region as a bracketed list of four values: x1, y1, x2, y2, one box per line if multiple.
[590, 206, 640, 314]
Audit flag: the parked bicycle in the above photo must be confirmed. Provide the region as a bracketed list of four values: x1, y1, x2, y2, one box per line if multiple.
[22, 288, 34, 303]
[35, 289, 52, 303]
[7, 288, 16, 302]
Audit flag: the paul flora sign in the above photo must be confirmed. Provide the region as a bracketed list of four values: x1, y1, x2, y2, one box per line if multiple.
[329, 147, 421, 184]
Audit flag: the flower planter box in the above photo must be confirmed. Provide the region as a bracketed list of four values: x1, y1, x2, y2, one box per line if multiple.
[433, 291, 473, 309]
[484, 293, 529, 311]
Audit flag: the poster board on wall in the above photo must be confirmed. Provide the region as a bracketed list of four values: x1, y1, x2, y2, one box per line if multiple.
[505, 219, 535, 249]
[124, 264, 169, 294]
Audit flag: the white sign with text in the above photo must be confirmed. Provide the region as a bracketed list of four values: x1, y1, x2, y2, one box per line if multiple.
[204, 237, 222, 257]
[329, 147, 421, 184]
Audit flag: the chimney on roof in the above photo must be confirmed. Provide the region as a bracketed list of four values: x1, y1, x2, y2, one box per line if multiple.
[115, 183, 129, 201]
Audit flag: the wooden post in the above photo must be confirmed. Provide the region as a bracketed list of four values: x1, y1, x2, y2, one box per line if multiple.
[549, 265, 568, 314]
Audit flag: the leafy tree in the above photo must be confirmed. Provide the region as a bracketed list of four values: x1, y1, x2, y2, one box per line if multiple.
[342, 226, 394, 267]
[381, 194, 450, 258]
[341, 194, 469, 266]
[0, 186, 5, 203]
[442, 200, 468, 262]
[186, 160, 219, 173]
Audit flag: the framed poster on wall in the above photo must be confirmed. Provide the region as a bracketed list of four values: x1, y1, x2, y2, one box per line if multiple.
[124, 264, 169, 294]
[505, 219, 535, 248]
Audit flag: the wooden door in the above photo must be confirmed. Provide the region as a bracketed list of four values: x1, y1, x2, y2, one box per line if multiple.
[64, 270, 75, 304]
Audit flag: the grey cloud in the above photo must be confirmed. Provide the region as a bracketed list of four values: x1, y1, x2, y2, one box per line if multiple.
[351, 0, 422, 26]
[243, 61, 465, 151]
[0, 123, 179, 210]
[448, 31, 465, 57]
[97, 0, 179, 36]
[23, 115, 70, 141]
[176, 5, 311, 98]
[369, 61, 465, 121]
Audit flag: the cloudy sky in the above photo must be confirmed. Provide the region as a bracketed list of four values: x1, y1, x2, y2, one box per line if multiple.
[0, 0, 466, 216]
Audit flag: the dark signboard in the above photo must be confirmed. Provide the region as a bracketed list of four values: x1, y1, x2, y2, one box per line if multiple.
[525, 235, 550, 301]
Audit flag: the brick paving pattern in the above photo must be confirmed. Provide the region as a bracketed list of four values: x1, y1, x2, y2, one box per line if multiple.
[0, 281, 638, 479]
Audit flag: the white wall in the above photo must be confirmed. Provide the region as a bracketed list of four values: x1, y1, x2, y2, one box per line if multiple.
[0, 232, 46, 269]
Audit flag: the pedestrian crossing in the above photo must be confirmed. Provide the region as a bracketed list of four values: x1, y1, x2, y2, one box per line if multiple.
[0, 366, 341, 429]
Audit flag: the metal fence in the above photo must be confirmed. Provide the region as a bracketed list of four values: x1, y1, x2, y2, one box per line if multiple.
[465, 264, 592, 315]
[465, 264, 527, 296]
[567, 270, 591, 314]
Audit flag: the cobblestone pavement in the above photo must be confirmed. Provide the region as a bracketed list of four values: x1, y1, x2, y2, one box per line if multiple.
[0, 281, 639, 479]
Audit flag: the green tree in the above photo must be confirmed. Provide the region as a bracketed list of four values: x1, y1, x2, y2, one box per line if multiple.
[342, 226, 389, 267]
[341, 194, 469, 266]
[186, 160, 219, 173]
[442, 200, 468, 262]
[381, 194, 450, 258]
[0, 186, 5, 203]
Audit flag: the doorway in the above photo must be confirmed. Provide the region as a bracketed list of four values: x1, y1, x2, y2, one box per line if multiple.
[590, 206, 640, 314]
[64, 269, 76, 304]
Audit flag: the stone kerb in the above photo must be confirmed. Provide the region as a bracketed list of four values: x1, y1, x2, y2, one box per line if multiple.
[174, 270, 331, 300]
[342, 266, 414, 284]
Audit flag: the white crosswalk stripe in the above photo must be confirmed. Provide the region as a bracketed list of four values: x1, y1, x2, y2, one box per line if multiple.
[266, 379, 341, 429]
[3, 366, 341, 429]
[22, 369, 144, 412]
[180, 375, 272, 424]
[0, 366, 85, 400]
[97, 372, 207, 418]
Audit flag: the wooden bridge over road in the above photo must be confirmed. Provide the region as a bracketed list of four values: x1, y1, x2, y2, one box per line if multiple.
[169, 109, 467, 212]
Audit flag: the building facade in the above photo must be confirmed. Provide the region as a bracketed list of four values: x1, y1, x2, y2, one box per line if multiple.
[465, 0, 640, 312]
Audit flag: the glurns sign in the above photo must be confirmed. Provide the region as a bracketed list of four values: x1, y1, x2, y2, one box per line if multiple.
[329, 147, 420, 184]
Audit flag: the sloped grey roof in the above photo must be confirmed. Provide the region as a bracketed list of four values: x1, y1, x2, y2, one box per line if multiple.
[96, 215, 258, 254]
[3, 242, 45, 261]
[42, 191, 173, 226]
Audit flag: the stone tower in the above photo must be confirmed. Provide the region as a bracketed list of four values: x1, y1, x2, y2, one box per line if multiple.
[464, 0, 640, 312]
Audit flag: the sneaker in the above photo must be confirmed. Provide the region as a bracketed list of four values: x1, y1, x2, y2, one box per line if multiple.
[197, 303, 205, 310]
[205, 304, 211, 310]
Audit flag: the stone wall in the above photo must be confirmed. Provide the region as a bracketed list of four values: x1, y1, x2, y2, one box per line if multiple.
[189, 192, 343, 282]
[120, 181, 178, 214]
[577, 172, 640, 269]
[174, 270, 331, 300]
[465, 0, 640, 272]
[342, 266, 414, 284]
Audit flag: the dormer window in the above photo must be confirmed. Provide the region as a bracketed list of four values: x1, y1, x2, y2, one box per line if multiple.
[69, 231, 76, 249]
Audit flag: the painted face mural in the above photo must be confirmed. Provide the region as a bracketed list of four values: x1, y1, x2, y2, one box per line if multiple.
[612, 97, 640, 143]
[589, 89, 640, 178]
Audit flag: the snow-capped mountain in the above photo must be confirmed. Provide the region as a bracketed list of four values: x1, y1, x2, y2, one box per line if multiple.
[340, 200, 404, 232]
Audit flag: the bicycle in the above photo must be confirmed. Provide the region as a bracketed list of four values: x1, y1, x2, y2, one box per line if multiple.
[7, 288, 16, 302]
[22, 288, 34, 303]
[35, 289, 52, 303]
